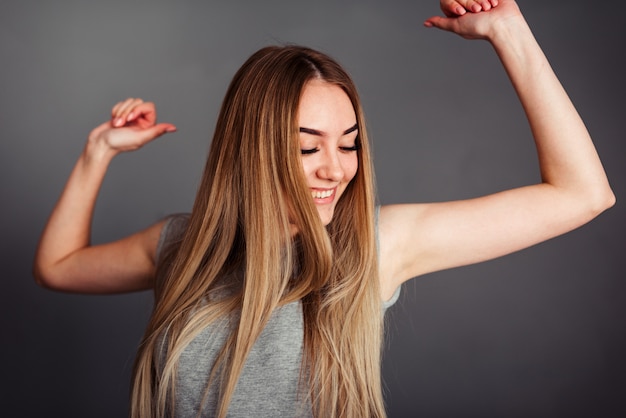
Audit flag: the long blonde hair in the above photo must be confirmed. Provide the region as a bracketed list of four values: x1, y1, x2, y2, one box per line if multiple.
[131, 45, 384, 417]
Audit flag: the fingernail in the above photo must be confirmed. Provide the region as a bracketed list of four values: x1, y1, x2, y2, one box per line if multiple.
[472, 4, 481, 12]
[166, 126, 177, 133]
[456, 6, 466, 15]
[114, 118, 123, 126]
[127, 112, 134, 121]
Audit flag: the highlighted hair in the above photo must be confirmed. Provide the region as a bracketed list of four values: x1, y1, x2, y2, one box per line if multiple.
[131, 46, 384, 418]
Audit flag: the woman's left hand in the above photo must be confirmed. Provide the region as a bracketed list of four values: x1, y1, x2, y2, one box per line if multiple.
[424, 0, 523, 40]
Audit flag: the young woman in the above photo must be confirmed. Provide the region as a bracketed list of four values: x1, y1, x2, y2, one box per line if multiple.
[33, 0, 615, 417]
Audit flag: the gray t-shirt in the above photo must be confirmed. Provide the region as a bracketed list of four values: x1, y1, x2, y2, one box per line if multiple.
[155, 214, 400, 417]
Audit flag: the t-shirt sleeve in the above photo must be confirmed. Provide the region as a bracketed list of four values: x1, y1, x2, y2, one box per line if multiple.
[155, 213, 191, 289]
[155, 213, 190, 264]
[383, 285, 401, 311]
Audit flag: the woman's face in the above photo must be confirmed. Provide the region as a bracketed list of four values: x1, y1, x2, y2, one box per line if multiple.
[298, 79, 359, 226]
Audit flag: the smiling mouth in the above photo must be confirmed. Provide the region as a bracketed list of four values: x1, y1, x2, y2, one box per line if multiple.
[311, 189, 334, 199]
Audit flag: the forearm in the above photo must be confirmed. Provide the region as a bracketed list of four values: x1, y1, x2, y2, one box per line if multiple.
[33, 99, 176, 292]
[34, 140, 115, 287]
[489, 16, 614, 209]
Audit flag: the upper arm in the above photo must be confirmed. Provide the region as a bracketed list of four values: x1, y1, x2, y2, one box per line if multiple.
[34, 219, 168, 294]
[378, 183, 610, 296]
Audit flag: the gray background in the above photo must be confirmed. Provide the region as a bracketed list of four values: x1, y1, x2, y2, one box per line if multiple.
[2, 0, 625, 417]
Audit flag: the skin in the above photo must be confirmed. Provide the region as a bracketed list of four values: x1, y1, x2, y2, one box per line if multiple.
[298, 79, 359, 226]
[34, 0, 614, 301]
[33, 100, 176, 293]
[377, 0, 614, 299]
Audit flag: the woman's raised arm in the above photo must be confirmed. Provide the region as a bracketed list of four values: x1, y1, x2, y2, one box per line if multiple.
[378, 0, 615, 299]
[33, 99, 177, 294]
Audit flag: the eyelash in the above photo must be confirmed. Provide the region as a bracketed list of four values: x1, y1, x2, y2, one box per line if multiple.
[300, 145, 360, 155]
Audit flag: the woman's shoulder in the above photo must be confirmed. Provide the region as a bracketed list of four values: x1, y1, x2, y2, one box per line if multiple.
[156, 213, 190, 263]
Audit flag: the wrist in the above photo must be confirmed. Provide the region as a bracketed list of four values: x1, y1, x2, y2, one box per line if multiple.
[83, 135, 117, 167]
[487, 14, 532, 48]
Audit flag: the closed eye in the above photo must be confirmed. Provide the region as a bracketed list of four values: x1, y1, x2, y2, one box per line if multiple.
[300, 148, 319, 155]
[340, 145, 360, 152]
[341, 137, 360, 152]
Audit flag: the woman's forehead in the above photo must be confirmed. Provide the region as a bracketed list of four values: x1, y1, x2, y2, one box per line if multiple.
[298, 80, 357, 136]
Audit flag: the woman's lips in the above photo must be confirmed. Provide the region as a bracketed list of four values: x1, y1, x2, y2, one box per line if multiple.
[311, 188, 336, 202]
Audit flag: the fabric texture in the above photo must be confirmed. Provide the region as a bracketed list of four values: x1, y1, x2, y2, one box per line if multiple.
[154, 212, 400, 417]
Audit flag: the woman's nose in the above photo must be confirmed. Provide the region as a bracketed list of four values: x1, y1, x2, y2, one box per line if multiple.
[317, 151, 344, 181]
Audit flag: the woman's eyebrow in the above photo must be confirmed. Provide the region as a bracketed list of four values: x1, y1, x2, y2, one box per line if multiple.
[299, 123, 358, 136]
[343, 124, 358, 135]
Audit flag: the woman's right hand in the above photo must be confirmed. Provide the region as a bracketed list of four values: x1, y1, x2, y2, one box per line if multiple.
[424, 0, 524, 42]
[88, 98, 177, 156]
[34, 97, 177, 293]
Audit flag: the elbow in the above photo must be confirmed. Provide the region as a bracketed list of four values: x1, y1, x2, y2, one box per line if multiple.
[585, 184, 616, 219]
[605, 189, 616, 211]
[595, 185, 616, 212]
[33, 265, 52, 290]
[32, 262, 63, 291]
[32, 246, 74, 291]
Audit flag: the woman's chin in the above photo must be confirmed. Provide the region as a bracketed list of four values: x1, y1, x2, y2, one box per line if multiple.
[316, 206, 335, 226]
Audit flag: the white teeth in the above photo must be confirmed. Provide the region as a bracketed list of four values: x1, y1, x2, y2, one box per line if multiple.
[312, 189, 333, 199]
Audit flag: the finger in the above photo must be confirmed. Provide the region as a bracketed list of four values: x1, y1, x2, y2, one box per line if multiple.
[111, 98, 136, 119]
[453, 0, 483, 13]
[478, 0, 492, 11]
[135, 123, 177, 145]
[470, 0, 500, 12]
[423, 15, 456, 31]
[126, 101, 157, 127]
[114, 98, 144, 126]
[440, 0, 468, 17]
[469, 1, 482, 13]
[117, 99, 143, 124]
[111, 100, 127, 124]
